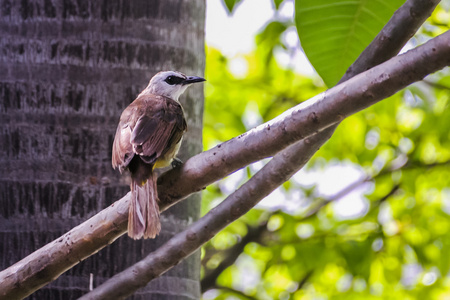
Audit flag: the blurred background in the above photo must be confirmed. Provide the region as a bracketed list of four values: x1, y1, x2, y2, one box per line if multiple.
[201, 0, 450, 299]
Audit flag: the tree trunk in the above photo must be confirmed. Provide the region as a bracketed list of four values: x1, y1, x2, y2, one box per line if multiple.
[0, 0, 205, 299]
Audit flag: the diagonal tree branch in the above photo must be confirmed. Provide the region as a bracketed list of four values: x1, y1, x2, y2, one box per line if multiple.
[78, 109, 331, 299]
[0, 1, 443, 298]
[80, 30, 450, 299]
[157, 0, 442, 209]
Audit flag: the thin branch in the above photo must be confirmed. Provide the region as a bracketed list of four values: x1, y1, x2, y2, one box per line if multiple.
[374, 184, 401, 207]
[208, 285, 258, 300]
[297, 270, 314, 291]
[201, 223, 267, 292]
[301, 158, 450, 220]
[423, 79, 450, 90]
[208, 268, 312, 299]
[276, 185, 400, 247]
[0, 2, 443, 298]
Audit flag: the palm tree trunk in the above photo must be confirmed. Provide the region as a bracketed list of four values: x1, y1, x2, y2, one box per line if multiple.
[0, 0, 205, 299]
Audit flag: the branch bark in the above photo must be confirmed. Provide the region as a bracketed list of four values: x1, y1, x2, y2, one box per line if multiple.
[81, 27, 450, 294]
[78, 108, 326, 299]
[0, 1, 443, 298]
[157, 0, 441, 210]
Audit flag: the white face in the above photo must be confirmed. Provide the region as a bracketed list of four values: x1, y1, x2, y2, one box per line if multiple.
[143, 71, 190, 101]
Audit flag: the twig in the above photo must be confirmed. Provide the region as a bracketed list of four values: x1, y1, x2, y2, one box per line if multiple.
[201, 223, 267, 292]
[297, 270, 314, 290]
[208, 285, 258, 300]
[301, 158, 450, 220]
[423, 79, 450, 90]
[277, 184, 400, 246]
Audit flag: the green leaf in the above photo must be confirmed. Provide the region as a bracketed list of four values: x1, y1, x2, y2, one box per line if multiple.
[273, 0, 284, 10]
[255, 21, 289, 65]
[222, 0, 242, 14]
[295, 0, 405, 87]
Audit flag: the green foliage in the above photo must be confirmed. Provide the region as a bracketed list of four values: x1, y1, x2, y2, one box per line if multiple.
[273, 0, 284, 10]
[223, 0, 285, 13]
[203, 47, 325, 151]
[295, 0, 405, 87]
[206, 1, 450, 300]
[222, 0, 243, 14]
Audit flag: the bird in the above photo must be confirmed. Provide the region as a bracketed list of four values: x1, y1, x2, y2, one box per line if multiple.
[112, 71, 206, 239]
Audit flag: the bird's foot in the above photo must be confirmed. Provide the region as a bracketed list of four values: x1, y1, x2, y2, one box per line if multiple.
[171, 158, 183, 169]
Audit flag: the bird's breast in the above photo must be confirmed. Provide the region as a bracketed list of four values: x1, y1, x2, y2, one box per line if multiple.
[153, 138, 183, 169]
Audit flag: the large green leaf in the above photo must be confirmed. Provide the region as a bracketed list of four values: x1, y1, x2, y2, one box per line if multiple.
[295, 0, 405, 87]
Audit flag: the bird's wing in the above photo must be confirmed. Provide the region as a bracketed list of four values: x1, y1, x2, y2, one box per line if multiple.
[130, 95, 187, 163]
[112, 98, 143, 171]
[112, 119, 134, 172]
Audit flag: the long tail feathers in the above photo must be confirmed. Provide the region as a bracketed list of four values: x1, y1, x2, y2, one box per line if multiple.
[128, 172, 161, 239]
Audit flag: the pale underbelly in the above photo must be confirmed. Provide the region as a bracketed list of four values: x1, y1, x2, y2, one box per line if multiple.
[153, 138, 182, 169]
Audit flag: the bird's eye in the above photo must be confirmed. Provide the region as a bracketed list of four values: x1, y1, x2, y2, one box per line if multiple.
[165, 76, 176, 85]
[164, 76, 183, 85]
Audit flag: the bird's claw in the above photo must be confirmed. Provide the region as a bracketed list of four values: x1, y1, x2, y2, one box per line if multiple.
[171, 158, 183, 169]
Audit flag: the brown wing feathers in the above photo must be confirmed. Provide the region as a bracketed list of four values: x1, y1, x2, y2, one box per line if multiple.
[112, 94, 186, 239]
[131, 99, 186, 160]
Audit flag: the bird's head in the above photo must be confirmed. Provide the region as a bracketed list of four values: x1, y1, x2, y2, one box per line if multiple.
[142, 71, 206, 101]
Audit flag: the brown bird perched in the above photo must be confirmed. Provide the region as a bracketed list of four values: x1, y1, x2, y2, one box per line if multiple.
[112, 71, 206, 239]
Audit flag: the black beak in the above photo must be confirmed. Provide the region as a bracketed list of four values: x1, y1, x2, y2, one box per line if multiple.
[183, 76, 206, 85]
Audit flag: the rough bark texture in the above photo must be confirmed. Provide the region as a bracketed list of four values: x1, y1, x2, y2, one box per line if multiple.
[0, 1, 205, 299]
